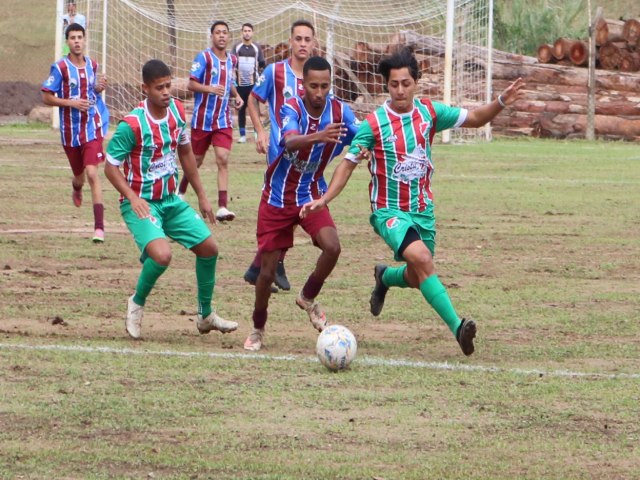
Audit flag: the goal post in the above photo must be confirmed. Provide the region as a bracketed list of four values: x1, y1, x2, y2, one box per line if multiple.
[66, 0, 493, 142]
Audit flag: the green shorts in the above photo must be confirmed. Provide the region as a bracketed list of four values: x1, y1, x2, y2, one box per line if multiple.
[121, 194, 211, 253]
[369, 206, 436, 261]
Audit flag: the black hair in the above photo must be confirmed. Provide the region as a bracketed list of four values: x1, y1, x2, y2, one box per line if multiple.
[303, 56, 331, 77]
[291, 19, 315, 36]
[378, 46, 420, 83]
[142, 59, 172, 84]
[242, 23, 254, 30]
[65, 23, 85, 39]
[210, 21, 229, 34]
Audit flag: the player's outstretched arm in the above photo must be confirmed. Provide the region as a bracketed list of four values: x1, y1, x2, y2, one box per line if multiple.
[177, 143, 215, 224]
[462, 77, 525, 128]
[300, 157, 359, 218]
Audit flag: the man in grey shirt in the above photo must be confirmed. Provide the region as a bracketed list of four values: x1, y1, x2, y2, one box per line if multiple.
[233, 23, 266, 143]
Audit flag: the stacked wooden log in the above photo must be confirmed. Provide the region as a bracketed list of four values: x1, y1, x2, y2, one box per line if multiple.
[537, 18, 640, 72]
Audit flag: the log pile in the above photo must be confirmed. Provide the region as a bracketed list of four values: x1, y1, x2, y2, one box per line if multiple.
[537, 18, 640, 72]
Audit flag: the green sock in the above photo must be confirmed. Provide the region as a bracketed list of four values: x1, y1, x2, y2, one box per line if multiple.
[381, 265, 409, 288]
[133, 257, 168, 306]
[420, 275, 461, 336]
[196, 255, 217, 318]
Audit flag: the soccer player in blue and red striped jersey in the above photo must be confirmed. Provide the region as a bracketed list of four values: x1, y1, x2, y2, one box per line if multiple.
[302, 47, 525, 356]
[243, 56, 362, 352]
[41, 23, 109, 243]
[243, 19, 316, 293]
[178, 20, 243, 223]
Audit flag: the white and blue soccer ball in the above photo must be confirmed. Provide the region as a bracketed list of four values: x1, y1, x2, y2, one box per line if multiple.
[316, 325, 357, 371]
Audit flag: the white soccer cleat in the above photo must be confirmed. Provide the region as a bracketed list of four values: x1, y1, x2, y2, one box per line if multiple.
[126, 295, 143, 339]
[243, 328, 264, 351]
[237, 136, 247, 144]
[296, 292, 328, 332]
[215, 207, 236, 222]
[197, 311, 238, 334]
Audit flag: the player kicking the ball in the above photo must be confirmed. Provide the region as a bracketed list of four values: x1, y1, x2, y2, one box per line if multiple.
[243, 56, 362, 351]
[104, 59, 238, 339]
[301, 47, 525, 356]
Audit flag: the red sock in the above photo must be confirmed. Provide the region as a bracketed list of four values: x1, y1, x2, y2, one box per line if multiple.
[218, 190, 228, 208]
[178, 176, 189, 195]
[253, 308, 267, 329]
[302, 273, 324, 301]
[93, 203, 104, 230]
[279, 249, 287, 262]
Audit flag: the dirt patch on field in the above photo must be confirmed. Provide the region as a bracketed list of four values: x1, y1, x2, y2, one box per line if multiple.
[0, 81, 42, 116]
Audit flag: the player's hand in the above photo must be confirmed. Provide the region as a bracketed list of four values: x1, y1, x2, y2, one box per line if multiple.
[234, 96, 244, 109]
[197, 196, 216, 224]
[96, 74, 107, 92]
[71, 98, 90, 111]
[209, 85, 225, 97]
[129, 197, 151, 219]
[500, 77, 525, 106]
[255, 131, 269, 154]
[318, 123, 347, 144]
[300, 198, 327, 219]
[355, 144, 371, 162]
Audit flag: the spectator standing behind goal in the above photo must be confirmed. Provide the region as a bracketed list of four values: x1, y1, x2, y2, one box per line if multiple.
[104, 59, 238, 340]
[62, 1, 86, 56]
[177, 20, 243, 223]
[243, 56, 362, 351]
[232, 23, 266, 144]
[41, 23, 109, 243]
[242, 19, 317, 293]
[301, 47, 526, 356]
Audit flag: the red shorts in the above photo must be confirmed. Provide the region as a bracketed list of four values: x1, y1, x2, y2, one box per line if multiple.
[257, 200, 336, 253]
[191, 127, 233, 155]
[63, 139, 105, 177]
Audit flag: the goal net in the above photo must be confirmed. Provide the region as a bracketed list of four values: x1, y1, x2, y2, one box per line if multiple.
[63, 0, 493, 141]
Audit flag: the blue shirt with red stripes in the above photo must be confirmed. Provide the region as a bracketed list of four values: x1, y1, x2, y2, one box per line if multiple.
[251, 59, 305, 164]
[262, 95, 359, 208]
[41, 56, 109, 147]
[190, 49, 237, 131]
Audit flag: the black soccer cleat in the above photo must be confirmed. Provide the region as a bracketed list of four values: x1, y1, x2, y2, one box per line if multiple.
[369, 264, 389, 316]
[244, 264, 279, 293]
[275, 260, 291, 291]
[456, 318, 477, 356]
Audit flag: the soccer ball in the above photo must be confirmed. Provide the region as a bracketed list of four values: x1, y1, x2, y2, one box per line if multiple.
[316, 325, 357, 371]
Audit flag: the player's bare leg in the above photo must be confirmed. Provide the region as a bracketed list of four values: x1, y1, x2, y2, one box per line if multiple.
[85, 164, 105, 242]
[213, 146, 235, 222]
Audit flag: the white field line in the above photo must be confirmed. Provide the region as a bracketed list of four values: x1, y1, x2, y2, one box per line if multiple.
[1, 342, 638, 380]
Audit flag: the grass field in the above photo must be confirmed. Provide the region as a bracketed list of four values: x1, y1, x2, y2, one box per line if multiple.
[1, 125, 639, 479]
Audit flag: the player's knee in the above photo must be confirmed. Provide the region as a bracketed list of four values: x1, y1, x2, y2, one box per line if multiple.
[153, 250, 172, 266]
[323, 240, 341, 259]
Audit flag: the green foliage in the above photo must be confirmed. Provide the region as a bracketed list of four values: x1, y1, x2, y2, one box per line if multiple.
[494, 0, 588, 55]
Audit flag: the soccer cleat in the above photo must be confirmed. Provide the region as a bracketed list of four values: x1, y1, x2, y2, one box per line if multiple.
[243, 328, 264, 351]
[369, 264, 389, 316]
[296, 292, 328, 332]
[92, 228, 105, 243]
[215, 206, 236, 222]
[243, 264, 278, 293]
[72, 182, 82, 208]
[237, 136, 247, 144]
[275, 261, 291, 291]
[456, 318, 477, 356]
[196, 311, 238, 334]
[126, 295, 143, 339]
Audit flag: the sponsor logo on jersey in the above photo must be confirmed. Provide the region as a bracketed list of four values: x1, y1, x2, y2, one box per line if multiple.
[386, 217, 399, 229]
[283, 86, 294, 99]
[281, 116, 290, 127]
[190, 62, 201, 73]
[69, 78, 78, 90]
[46, 75, 55, 86]
[210, 67, 218, 78]
[256, 73, 265, 86]
[385, 134, 398, 143]
[393, 145, 428, 184]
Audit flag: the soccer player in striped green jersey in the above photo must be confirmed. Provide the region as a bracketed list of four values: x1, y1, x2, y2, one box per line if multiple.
[105, 59, 238, 339]
[301, 47, 525, 356]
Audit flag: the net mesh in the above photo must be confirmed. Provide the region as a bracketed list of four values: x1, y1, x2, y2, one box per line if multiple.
[73, 0, 492, 141]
